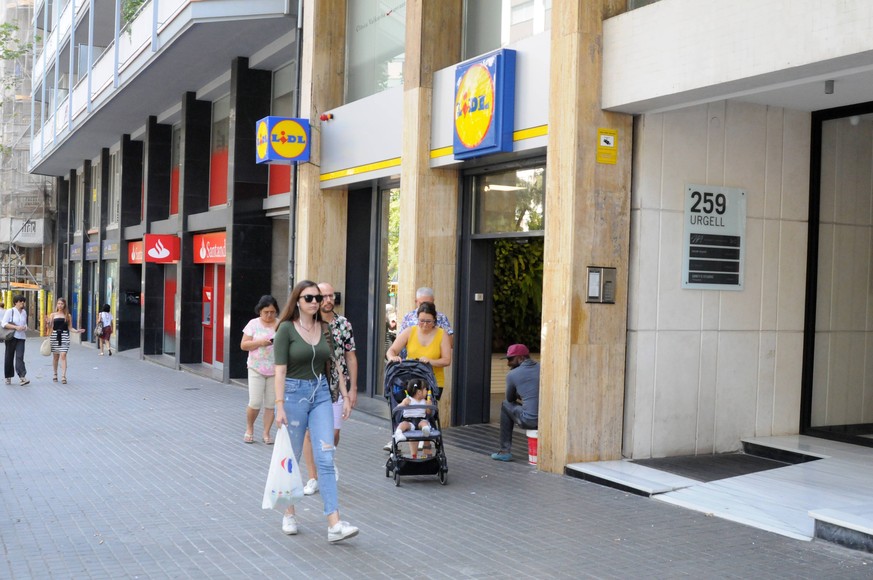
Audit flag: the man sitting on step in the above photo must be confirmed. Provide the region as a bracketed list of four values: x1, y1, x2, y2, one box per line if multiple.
[491, 343, 539, 462]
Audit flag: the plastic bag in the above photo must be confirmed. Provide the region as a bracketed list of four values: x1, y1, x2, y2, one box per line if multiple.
[262, 424, 304, 510]
[40, 338, 52, 357]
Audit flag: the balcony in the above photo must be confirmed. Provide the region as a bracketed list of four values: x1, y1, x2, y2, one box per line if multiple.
[31, 0, 293, 176]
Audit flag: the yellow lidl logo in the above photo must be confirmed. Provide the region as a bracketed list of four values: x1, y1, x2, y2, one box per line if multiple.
[271, 120, 307, 158]
[453, 49, 516, 160]
[256, 117, 311, 164]
[455, 64, 494, 149]
[256, 120, 269, 160]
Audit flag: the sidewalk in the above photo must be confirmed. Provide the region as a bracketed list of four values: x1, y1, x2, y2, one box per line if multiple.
[0, 338, 870, 579]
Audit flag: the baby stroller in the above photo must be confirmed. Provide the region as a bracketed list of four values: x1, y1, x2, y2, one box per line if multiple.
[384, 359, 448, 486]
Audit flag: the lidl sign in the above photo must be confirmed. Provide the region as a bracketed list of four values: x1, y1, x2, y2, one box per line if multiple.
[256, 117, 311, 164]
[453, 49, 516, 160]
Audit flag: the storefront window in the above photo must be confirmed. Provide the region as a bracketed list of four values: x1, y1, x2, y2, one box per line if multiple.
[74, 171, 84, 233]
[209, 95, 230, 206]
[473, 166, 545, 234]
[108, 151, 120, 224]
[89, 159, 101, 228]
[463, 0, 551, 60]
[345, 0, 406, 103]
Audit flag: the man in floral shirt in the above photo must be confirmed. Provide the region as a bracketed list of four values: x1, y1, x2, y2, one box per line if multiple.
[301, 281, 358, 496]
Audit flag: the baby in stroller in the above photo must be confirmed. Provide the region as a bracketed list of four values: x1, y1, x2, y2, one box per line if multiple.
[393, 378, 432, 455]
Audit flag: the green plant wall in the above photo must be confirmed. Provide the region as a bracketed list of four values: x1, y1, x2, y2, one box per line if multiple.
[491, 237, 543, 353]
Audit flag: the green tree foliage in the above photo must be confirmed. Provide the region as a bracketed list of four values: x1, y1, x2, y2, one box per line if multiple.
[0, 23, 30, 92]
[122, 0, 147, 25]
[491, 237, 543, 353]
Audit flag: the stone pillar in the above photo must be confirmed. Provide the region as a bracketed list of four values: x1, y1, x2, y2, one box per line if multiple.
[226, 57, 272, 380]
[398, 0, 462, 423]
[295, 0, 348, 288]
[117, 135, 143, 352]
[539, 0, 632, 472]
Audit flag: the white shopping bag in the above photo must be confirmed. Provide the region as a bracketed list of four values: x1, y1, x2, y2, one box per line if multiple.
[262, 424, 305, 510]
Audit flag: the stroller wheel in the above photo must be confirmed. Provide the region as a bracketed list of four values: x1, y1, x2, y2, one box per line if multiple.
[393, 470, 400, 487]
[439, 469, 448, 485]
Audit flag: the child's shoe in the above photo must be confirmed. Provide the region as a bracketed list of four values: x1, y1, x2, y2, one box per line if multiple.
[393, 428, 406, 442]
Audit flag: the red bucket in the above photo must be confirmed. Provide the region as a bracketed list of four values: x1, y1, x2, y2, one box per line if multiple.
[526, 430, 538, 465]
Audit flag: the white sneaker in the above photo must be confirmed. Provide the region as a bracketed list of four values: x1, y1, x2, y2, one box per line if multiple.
[421, 424, 431, 438]
[282, 514, 298, 535]
[393, 431, 406, 442]
[303, 478, 319, 496]
[383, 441, 392, 452]
[327, 521, 359, 543]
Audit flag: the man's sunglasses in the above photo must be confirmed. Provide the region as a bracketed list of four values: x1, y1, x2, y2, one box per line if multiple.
[301, 294, 324, 303]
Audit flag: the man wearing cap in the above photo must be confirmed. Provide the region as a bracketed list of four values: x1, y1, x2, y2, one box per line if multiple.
[491, 344, 539, 461]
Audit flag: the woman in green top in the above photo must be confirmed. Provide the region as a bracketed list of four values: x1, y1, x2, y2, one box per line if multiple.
[273, 280, 358, 544]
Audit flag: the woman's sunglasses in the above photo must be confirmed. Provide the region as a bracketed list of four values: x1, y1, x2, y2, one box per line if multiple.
[300, 294, 324, 303]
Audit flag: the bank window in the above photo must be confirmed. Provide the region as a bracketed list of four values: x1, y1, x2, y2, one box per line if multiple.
[269, 62, 297, 195]
[463, 0, 551, 60]
[474, 166, 545, 234]
[345, 0, 406, 103]
[209, 95, 230, 207]
[170, 124, 181, 214]
[74, 171, 84, 233]
[89, 159, 101, 229]
[108, 151, 120, 225]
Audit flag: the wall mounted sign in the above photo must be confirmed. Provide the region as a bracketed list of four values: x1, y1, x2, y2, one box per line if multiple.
[193, 231, 227, 264]
[70, 242, 83, 261]
[85, 241, 100, 261]
[101, 239, 119, 260]
[128, 241, 144, 264]
[143, 234, 181, 264]
[596, 128, 618, 164]
[256, 117, 311, 164]
[681, 184, 746, 290]
[453, 48, 516, 160]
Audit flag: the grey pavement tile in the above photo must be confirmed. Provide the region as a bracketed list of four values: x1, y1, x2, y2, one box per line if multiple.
[1, 340, 872, 578]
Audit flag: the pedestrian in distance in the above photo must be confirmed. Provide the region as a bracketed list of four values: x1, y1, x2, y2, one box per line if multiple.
[45, 297, 86, 384]
[240, 295, 280, 445]
[97, 304, 113, 356]
[491, 344, 540, 461]
[2, 295, 29, 385]
[273, 280, 358, 543]
[301, 282, 358, 496]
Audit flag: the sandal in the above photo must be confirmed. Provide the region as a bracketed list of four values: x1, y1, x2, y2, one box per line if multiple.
[61, 377, 67, 384]
[53, 375, 58, 382]
[243, 432, 254, 444]
[263, 435, 274, 445]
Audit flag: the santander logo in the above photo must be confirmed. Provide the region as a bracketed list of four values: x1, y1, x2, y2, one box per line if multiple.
[147, 239, 171, 259]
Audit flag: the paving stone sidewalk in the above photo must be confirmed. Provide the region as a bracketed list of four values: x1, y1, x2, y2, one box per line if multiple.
[1, 339, 871, 579]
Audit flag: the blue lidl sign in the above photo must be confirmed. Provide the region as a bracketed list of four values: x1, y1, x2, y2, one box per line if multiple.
[256, 117, 311, 164]
[453, 49, 516, 160]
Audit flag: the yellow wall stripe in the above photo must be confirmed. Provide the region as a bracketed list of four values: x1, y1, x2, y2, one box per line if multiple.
[321, 125, 549, 181]
[320, 157, 401, 182]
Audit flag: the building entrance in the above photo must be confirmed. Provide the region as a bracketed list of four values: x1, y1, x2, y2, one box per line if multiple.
[455, 161, 545, 426]
[805, 104, 873, 446]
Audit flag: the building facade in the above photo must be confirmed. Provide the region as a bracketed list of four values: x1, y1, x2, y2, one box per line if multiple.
[29, 0, 873, 473]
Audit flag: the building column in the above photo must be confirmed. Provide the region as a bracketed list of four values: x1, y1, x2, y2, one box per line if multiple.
[178, 92, 212, 364]
[141, 117, 171, 355]
[54, 175, 70, 299]
[226, 57, 272, 381]
[539, 0, 632, 472]
[398, 0, 462, 423]
[117, 135, 143, 352]
[295, 0, 348, 288]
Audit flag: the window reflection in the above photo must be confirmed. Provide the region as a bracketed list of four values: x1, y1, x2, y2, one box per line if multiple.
[474, 167, 545, 234]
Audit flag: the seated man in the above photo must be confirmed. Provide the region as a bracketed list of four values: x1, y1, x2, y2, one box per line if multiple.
[491, 344, 539, 461]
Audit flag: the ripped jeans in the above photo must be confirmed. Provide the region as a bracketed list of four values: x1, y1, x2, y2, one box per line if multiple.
[282, 376, 339, 516]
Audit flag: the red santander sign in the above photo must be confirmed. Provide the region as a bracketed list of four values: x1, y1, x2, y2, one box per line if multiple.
[143, 234, 181, 263]
[193, 231, 226, 264]
[128, 241, 144, 264]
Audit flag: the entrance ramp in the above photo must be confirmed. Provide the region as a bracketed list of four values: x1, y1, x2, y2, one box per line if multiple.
[567, 435, 873, 547]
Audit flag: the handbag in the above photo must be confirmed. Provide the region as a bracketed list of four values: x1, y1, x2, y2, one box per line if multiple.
[0, 327, 14, 342]
[40, 338, 52, 356]
[262, 425, 304, 510]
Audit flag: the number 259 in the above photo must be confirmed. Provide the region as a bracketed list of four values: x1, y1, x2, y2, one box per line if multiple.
[690, 191, 726, 214]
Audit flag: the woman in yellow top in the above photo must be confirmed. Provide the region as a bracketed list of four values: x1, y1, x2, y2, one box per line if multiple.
[386, 302, 452, 387]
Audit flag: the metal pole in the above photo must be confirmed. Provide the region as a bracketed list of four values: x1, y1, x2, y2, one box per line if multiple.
[113, 0, 120, 88]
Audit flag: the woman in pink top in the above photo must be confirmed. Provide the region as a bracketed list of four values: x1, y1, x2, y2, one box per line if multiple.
[241, 295, 280, 444]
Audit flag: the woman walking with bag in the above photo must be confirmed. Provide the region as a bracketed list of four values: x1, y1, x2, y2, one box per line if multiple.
[97, 304, 113, 355]
[241, 295, 279, 445]
[45, 298, 86, 384]
[2, 295, 29, 385]
[273, 280, 358, 543]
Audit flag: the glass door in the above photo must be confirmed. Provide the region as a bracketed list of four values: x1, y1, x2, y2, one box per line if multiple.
[806, 108, 873, 446]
